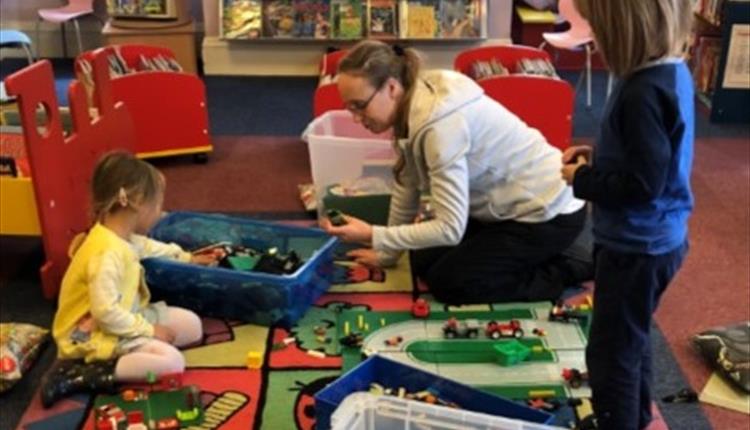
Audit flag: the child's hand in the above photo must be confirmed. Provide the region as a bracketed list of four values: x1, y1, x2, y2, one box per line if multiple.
[321, 215, 373, 245]
[561, 155, 587, 185]
[562, 145, 593, 165]
[191, 249, 224, 266]
[153, 324, 176, 344]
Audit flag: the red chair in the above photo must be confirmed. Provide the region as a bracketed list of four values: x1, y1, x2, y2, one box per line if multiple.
[4, 52, 137, 298]
[37, 0, 100, 57]
[313, 50, 348, 118]
[454, 45, 551, 76]
[478, 75, 574, 150]
[319, 49, 348, 77]
[313, 83, 345, 118]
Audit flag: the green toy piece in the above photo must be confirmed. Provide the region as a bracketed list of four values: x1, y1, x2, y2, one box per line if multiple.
[227, 255, 260, 271]
[493, 340, 531, 366]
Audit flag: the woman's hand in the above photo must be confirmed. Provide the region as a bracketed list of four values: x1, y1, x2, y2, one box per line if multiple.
[153, 324, 176, 344]
[321, 214, 374, 245]
[561, 155, 588, 185]
[562, 145, 593, 164]
[347, 248, 381, 268]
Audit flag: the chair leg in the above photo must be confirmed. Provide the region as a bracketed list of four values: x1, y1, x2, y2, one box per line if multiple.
[73, 19, 83, 55]
[585, 44, 592, 109]
[60, 22, 68, 58]
[35, 18, 42, 59]
[23, 44, 34, 65]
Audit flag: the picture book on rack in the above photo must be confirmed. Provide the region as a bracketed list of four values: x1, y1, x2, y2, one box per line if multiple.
[263, 0, 296, 37]
[332, 0, 364, 39]
[440, 0, 481, 38]
[222, 0, 262, 39]
[368, 0, 398, 38]
[404, 0, 439, 39]
[292, 0, 331, 38]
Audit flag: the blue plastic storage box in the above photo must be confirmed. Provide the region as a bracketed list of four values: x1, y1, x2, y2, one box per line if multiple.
[315, 355, 553, 429]
[143, 212, 338, 327]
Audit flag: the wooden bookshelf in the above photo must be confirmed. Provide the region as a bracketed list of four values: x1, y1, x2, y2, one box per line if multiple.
[690, 0, 749, 123]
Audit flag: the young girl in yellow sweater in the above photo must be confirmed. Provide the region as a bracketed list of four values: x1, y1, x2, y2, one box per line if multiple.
[42, 151, 216, 407]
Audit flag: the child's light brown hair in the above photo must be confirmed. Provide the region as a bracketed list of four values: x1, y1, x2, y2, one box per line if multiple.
[573, 0, 693, 78]
[90, 151, 163, 222]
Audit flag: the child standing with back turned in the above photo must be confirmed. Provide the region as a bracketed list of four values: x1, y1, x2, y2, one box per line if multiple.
[42, 151, 216, 407]
[561, 1, 694, 428]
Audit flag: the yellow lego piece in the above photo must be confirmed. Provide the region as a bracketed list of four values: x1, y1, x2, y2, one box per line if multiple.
[246, 351, 263, 369]
[528, 389, 555, 399]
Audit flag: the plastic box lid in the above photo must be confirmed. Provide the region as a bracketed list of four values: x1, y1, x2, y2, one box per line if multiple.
[332, 392, 565, 430]
[315, 355, 553, 429]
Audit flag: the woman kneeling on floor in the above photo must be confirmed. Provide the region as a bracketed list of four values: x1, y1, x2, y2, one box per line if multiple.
[323, 40, 592, 305]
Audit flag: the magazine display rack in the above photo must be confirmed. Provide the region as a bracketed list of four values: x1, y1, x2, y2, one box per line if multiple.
[220, 0, 487, 41]
[75, 45, 213, 160]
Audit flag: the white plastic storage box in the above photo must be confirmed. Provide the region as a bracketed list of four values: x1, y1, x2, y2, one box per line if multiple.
[315, 355, 553, 429]
[302, 110, 396, 189]
[331, 393, 565, 430]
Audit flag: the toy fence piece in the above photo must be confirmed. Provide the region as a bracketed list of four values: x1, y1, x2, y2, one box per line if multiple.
[4, 54, 136, 298]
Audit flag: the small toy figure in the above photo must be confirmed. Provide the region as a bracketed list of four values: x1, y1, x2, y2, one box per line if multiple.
[561, 368, 589, 389]
[155, 417, 180, 430]
[326, 208, 347, 226]
[548, 302, 587, 323]
[339, 332, 365, 347]
[411, 298, 430, 318]
[384, 336, 403, 346]
[442, 318, 480, 339]
[485, 320, 524, 339]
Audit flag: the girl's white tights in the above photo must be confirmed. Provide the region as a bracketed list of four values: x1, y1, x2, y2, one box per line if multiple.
[114, 306, 202, 382]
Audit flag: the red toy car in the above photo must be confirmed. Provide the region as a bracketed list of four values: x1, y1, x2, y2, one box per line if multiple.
[411, 299, 430, 318]
[561, 368, 589, 388]
[485, 320, 524, 339]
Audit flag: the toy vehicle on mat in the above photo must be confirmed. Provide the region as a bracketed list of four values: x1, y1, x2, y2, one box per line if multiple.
[485, 319, 524, 339]
[561, 368, 589, 388]
[443, 318, 481, 339]
[548, 302, 588, 323]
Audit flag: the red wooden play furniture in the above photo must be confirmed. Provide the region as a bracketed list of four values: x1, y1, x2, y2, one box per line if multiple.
[4, 52, 137, 298]
[313, 50, 348, 118]
[454, 45, 574, 150]
[75, 44, 212, 161]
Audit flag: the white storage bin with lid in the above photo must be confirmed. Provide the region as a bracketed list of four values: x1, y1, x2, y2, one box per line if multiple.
[331, 392, 565, 430]
[302, 110, 396, 189]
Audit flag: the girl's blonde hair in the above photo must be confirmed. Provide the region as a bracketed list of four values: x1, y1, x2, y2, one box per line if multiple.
[338, 41, 421, 183]
[573, 0, 693, 77]
[90, 151, 163, 222]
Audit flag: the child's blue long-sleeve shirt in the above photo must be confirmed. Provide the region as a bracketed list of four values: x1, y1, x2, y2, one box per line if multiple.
[573, 59, 694, 255]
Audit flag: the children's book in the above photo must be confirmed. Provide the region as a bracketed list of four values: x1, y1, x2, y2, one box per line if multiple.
[439, 0, 481, 38]
[404, 0, 439, 39]
[331, 0, 364, 39]
[292, 0, 331, 38]
[263, 0, 296, 37]
[368, 0, 398, 38]
[222, 0, 262, 39]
